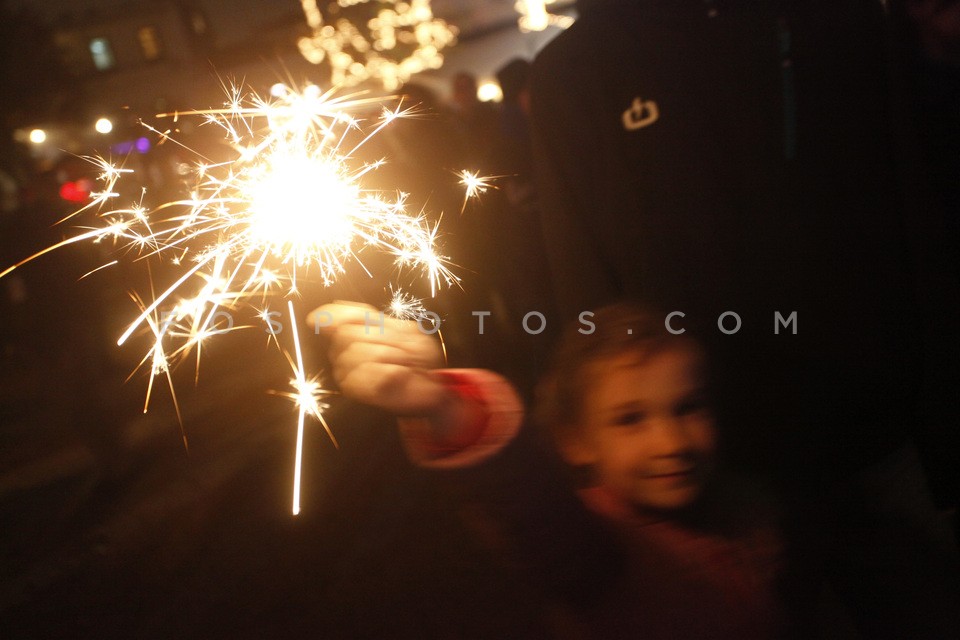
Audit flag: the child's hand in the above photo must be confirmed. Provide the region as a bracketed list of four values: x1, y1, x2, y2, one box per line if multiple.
[310, 302, 451, 419]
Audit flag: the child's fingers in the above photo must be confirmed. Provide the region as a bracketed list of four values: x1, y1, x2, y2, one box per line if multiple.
[337, 360, 448, 416]
[332, 341, 429, 381]
[308, 302, 403, 333]
[315, 300, 442, 366]
[308, 302, 450, 415]
[325, 322, 441, 367]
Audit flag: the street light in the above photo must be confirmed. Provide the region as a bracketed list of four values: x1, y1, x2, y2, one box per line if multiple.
[29, 129, 47, 144]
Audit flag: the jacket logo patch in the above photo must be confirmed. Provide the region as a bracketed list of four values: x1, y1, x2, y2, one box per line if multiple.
[622, 97, 659, 131]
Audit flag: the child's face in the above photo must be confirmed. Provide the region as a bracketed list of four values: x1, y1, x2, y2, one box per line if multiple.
[569, 345, 716, 514]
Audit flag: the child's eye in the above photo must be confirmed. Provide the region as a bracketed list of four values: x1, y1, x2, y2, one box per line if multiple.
[675, 396, 709, 417]
[612, 411, 646, 427]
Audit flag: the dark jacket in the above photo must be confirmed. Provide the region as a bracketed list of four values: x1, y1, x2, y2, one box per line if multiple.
[530, 0, 918, 483]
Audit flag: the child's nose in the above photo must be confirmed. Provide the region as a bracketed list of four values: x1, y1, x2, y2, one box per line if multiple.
[650, 416, 698, 457]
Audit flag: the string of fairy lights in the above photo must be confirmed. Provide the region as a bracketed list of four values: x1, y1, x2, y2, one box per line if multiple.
[297, 0, 458, 90]
[296, 1, 574, 90]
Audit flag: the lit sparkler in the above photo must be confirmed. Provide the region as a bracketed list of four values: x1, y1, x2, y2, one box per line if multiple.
[1, 82, 459, 514]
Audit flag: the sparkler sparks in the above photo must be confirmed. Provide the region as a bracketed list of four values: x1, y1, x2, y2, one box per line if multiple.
[458, 170, 493, 200]
[456, 169, 499, 214]
[108, 84, 459, 350]
[1, 82, 459, 514]
[385, 287, 428, 321]
[384, 288, 447, 364]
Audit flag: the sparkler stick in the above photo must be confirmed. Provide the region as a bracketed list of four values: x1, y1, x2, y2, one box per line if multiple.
[281, 299, 332, 516]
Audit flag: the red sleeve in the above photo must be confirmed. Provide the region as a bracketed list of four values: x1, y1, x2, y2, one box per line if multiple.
[398, 369, 524, 469]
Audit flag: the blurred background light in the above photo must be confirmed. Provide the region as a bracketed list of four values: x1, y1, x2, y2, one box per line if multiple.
[477, 80, 503, 103]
